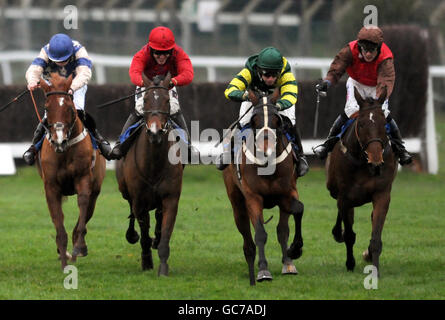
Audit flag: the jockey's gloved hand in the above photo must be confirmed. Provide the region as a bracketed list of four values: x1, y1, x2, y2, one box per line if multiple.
[242, 91, 249, 101]
[316, 79, 331, 93]
[275, 101, 284, 111]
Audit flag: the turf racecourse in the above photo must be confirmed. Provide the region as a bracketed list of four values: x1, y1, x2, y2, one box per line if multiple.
[0, 161, 444, 300]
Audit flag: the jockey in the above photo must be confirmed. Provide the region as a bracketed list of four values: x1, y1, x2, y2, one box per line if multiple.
[23, 33, 112, 164]
[109, 26, 196, 160]
[216, 46, 309, 177]
[313, 26, 412, 165]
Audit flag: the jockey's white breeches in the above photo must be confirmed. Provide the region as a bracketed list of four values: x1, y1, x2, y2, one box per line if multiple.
[345, 77, 390, 118]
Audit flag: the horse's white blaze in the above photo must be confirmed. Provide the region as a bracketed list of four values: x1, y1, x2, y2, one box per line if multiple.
[154, 91, 159, 100]
[149, 122, 158, 134]
[369, 112, 375, 123]
[58, 97, 65, 107]
[56, 128, 64, 144]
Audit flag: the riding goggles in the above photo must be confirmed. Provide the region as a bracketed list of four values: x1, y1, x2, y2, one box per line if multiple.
[358, 40, 378, 53]
[152, 49, 173, 56]
[258, 68, 280, 78]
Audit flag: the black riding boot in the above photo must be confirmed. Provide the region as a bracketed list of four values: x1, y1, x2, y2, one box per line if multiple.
[23, 117, 47, 165]
[387, 118, 412, 165]
[293, 125, 309, 177]
[109, 112, 142, 160]
[171, 111, 200, 164]
[216, 136, 232, 171]
[79, 110, 112, 160]
[313, 113, 348, 160]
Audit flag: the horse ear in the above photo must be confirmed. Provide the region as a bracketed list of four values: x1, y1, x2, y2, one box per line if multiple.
[354, 86, 364, 106]
[66, 74, 73, 91]
[163, 72, 172, 88]
[142, 72, 151, 87]
[39, 79, 50, 93]
[248, 89, 258, 105]
[377, 86, 387, 105]
[270, 87, 280, 104]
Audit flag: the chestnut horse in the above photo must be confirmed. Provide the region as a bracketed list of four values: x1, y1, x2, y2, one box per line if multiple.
[115, 73, 183, 276]
[327, 87, 397, 275]
[222, 90, 304, 285]
[36, 73, 106, 270]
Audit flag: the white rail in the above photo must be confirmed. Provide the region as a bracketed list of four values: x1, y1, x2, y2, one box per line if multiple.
[0, 51, 438, 174]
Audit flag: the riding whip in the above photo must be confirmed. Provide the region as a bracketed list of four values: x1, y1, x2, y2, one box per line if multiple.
[96, 88, 149, 109]
[0, 89, 29, 113]
[313, 87, 326, 138]
[214, 104, 254, 148]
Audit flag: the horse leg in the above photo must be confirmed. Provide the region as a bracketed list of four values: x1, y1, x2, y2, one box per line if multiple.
[339, 200, 356, 271]
[157, 197, 179, 276]
[287, 197, 304, 260]
[152, 207, 162, 250]
[277, 208, 298, 275]
[364, 192, 390, 276]
[131, 199, 152, 271]
[246, 195, 271, 282]
[228, 187, 256, 285]
[72, 177, 92, 259]
[44, 183, 69, 270]
[126, 199, 140, 244]
[332, 210, 345, 243]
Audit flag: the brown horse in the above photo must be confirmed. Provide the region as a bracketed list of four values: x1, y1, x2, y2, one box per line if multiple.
[115, 73, 183, 276]
[222, 89, 304, 285]
[36, 73, 106, 270]
[327, 87, 397, 275]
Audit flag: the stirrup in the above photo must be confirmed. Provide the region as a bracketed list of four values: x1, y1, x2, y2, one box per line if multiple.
[312, 144, 329, 160]
[297, 156, 309, 177]
[23, 146, 37, 166]
[215, 152, 230, 171]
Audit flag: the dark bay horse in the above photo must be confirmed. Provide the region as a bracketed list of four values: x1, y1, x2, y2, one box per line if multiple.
[326, 87, 397, 275]
[115, 73, 183, 276]
[36, 73, 106, 270]
[222, 90, 304, 285]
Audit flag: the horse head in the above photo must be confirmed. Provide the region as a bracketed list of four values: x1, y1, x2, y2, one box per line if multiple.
[248, 88, 282, 158]
[353, 86, 389, 175]
[39, 73, 77, 153]
[141, 72, 171, 144]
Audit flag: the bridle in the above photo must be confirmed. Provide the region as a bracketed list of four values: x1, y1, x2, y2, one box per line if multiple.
[242, 98, 292, 167]
[142, 85, 171, 133]
[44, 91, 77, 140]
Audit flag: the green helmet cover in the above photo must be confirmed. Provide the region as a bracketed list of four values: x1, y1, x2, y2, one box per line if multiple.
[257, 47, 283, 70]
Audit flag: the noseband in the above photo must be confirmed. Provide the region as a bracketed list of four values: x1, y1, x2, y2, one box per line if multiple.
[354, 120, 386, 152]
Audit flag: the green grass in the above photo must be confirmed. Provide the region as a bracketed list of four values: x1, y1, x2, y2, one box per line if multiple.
[0, 112, 444, 300]
[0, 164, 444, 300]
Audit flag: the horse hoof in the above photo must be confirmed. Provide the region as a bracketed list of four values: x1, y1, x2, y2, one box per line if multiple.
[257, 270, 273, 282]
[346, 259, 356, 271]
[58, 251, 73, 261]
[332, 229, 345, 243]
[158, 263, 169, 276]
[141, 253, 153, 270]
[72, 246, 88, 258]
[362, 249, 372, 262]
[282, 263, 298, 275]
[126, 230, 140, 244]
